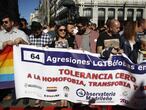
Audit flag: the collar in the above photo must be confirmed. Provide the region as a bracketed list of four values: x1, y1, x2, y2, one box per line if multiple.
[85, 28, 91, 34]
[3, 27, 17, 34]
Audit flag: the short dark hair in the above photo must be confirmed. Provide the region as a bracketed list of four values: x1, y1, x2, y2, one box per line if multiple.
[31, 21, 42, 32]
[67, 20, 74, 25]
[76, 17, 90, 26]
[105, 18, 112, 28]
[2, 15, 13, 21]
[20, 18, 28, 25]
[49, 21, 56, 28]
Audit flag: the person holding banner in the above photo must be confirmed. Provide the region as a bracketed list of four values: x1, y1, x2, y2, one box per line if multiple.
[28, 21, 55, 107]
[48, 24, 70, 108]
[0, 15, 29, 50]
[29, 21, 54, 47]
[0, 15, 29, 105]
[48, 24, 69, 48]
[96, 19, 122, 60]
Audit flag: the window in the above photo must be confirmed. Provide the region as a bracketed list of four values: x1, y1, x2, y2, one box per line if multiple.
[83, 8, 92, 18]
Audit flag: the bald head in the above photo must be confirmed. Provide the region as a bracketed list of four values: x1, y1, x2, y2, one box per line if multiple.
[110, 19, 119, 26]
[110, 19, 120, 33]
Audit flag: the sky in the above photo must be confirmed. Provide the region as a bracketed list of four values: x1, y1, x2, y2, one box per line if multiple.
[18, 0, 40, 23]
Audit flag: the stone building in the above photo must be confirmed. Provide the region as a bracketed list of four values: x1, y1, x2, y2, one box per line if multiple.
[32, 0, 146, 26]
[77, 0, 146, 26]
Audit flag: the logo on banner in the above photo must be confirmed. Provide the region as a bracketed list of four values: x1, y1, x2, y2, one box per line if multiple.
[24, 83, 42, 89]
[63, 86, 70, 97]
[76, 88, 86, 97]
[44, 94, 60, 98]
[46, 86, 57, 92]
[122, 91, 129, 96]
[76, 88, 116, 102]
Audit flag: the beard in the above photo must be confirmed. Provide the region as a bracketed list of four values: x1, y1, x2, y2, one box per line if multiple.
[77, 29, 86, 35]
[112, 33, 120, 38]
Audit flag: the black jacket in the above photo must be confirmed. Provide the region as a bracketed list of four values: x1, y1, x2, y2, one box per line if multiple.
[120, 35, 140, 63]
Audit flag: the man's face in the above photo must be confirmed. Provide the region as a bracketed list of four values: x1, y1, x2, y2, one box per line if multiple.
[33, 29, 42, 38]
[77, 23, 86, 35]
[110, 21, 120, 35]
[67, 24, 74, 35]
[2, 17, 13, 32]
[21, 21, 27, 29]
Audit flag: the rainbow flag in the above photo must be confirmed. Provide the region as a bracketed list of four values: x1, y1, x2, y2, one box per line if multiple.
[0, 46, 14, 89]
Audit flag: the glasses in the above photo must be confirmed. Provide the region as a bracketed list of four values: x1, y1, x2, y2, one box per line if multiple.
[2, 20, 9, 24]
[58, 29, 66, 32]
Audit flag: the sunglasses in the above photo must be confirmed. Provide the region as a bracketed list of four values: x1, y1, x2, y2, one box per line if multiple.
[2, 20, 9, 24]
[58, 29, 66, 32]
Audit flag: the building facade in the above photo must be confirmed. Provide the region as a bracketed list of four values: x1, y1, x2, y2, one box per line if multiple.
[48, 0, 78, 24]
[31, 0, 78, 25]
[77, 0, 146, 26]
[31, 0, 146, 26]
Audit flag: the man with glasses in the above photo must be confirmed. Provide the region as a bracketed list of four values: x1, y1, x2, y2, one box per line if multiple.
[74, 17, 99, 53]
[0, 15, 29, 50]
[0, 15, 29, 105]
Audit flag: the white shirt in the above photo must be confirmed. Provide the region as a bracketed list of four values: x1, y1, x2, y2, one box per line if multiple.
[0, 27, 29, 50]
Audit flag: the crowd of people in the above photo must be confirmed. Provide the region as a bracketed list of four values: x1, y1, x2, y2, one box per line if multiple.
[0, 14, 146, 110]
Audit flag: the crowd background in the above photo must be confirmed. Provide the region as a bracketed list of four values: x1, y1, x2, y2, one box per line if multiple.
[0, 14, 146, 110]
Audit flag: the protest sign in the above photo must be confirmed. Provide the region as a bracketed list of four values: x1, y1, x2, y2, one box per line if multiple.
[14, 45, 146, 109]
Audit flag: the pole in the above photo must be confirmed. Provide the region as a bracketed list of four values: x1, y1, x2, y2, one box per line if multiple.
[123, 2, 126, 21]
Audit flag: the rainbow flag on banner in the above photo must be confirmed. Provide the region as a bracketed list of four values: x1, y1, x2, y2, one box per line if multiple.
[0, 46, 14, 89]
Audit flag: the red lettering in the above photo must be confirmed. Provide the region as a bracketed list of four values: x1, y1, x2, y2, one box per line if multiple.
[115, 73, 136, 82]
[27, 73, 32, 78]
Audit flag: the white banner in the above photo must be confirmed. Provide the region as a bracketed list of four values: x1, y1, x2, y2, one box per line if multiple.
[13, 45, 146, 109]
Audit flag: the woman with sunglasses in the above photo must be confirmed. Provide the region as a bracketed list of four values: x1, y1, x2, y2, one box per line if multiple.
[48, 24, 69, 48]
[47, 24, 69, 107]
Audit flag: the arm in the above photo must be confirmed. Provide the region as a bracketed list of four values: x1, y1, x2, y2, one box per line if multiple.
[14, 37, 28, 45]
[1, 40, 14, 50]
[13, 29, 29, 45]
[96, 46, 103, 53]
[96, 32, 104, 53]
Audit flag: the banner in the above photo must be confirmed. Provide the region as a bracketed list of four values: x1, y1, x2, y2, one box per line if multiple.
[0, 46, 14, 89]
[14, 45, 146, 109]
